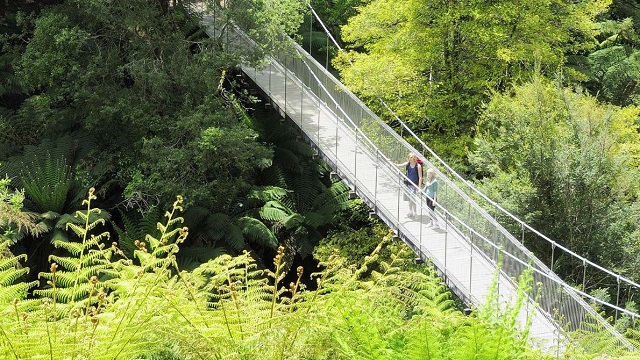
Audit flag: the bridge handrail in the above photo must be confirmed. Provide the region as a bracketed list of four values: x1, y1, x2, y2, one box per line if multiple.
[196, 2, 634, 349]
[308, 3, 640, 308]
[296, 7, 634, 346]
[273, 30, 627, 343]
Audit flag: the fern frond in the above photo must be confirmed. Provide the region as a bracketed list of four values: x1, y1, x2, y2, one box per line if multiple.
[300, 211, 325, 228]
[259, 166, 288, 188]
[225, 223, 245, 251]
[0, 241, 35, 304]
[176, 245, 226, 271]
[47, 255, 80, 271]
[38, 266, 110, 288]
[113, 207, 161, 257]
[0, 265, 29, 288]
[0, 281, 38, 303]
[259, 200, 291, 221]
[150, 244, 180, 258]
[273, 146, 306, 174]
[279, 213, 304, 230]
[33, 282, 107, 305]
[51, 240, 84, 256]
[0, 253, 27, 271]
[236, 216, 277, 248]
[247, 186, 290, 202]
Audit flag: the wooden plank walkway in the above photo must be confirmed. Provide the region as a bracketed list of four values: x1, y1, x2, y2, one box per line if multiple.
[240, 59, 564, 354]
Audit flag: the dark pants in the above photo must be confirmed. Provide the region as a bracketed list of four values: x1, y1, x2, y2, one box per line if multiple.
[426, 198, 435, 211]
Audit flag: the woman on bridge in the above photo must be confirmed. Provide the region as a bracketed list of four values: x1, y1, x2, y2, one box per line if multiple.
[395, 153, 423, 218]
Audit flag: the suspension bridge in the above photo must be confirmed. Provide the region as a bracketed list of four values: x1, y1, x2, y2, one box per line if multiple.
[195, 2, 640, 356]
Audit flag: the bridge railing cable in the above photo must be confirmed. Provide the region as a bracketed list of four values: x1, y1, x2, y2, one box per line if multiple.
[306, 3, 640, 330]
[194, 1, 636, 350]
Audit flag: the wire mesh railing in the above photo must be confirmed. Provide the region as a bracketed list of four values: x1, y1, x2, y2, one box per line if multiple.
[306, 2, 640, 334]
[193, 0, 637, 351]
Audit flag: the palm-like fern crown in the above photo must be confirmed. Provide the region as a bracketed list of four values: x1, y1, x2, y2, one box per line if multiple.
[0, 135, 92, 214]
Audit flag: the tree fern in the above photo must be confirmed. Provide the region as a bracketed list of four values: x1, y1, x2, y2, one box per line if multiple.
[182, 202, 278, 256]
[236, 216, 278, 249]
[1, 135, 92, 214]
[21, 155, 74, 214]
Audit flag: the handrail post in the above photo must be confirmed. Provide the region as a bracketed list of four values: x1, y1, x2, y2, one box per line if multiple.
[444, 212, 448, 278]
[354, 132, 358, 180]
[616, 276, 621, 323]
[284, 53, 288, 114]
[300, 65, 304, 125]
[583, 259, 588, 293]
[309, 12, 312, 55]
[325, 34, 329, 69]
[335, 110, 339, 172]
[316, 97, 320, 143]
[374, 150, 379, 206]
[397, 172, 401, 222]
[418, 193, 423, 250]
[469, 235, 473, 298]
[550, 241, 556, 273]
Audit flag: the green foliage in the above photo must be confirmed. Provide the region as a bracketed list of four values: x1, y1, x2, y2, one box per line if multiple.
[221, 0, 308, 53]
[0, 175, 44, 244]
[334, 0, 611, 163]
[0, 135, 92, 215]
[33, 188, 115, 312]
[580, 0, 640, 106]
[309, 0, 359, 43]
[0, 190, 637, 359]
[247, 111, 353, 259]
[0, 191, 191, 359]
[315, 199, 391, 266]
[0, 240, 37, 304]
[112, 206, 162, 258]
[469, 75, 640, 288]
[6, 0, 276, 215]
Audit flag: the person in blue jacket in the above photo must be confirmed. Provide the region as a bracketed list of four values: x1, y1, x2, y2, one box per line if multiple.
[424, 168, 438, 228]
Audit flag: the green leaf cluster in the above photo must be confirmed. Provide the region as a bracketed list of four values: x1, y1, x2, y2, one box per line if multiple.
[470, 75, 640, 288]
[333, 0, 610, 163]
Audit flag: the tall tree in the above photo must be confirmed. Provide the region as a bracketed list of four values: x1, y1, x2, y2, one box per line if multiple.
[334, 0, 611, 165]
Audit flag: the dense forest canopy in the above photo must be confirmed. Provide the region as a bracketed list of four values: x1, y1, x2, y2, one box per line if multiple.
[1, 0, 640, 358]
[0, 0, 347, 278]
[328, 0, 639, 163]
